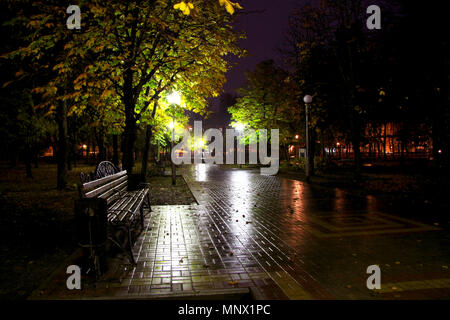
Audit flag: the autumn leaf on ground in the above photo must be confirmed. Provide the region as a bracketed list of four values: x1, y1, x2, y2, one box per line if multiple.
[179, 256, 187, 263]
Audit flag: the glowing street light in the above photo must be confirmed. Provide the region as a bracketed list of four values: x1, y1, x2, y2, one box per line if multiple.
[235, 122, 245, 132]
[303, 94, 313, 104]
[167, 91, 181, 105]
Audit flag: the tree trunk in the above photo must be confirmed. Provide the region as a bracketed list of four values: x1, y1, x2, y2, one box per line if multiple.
[352, 134, 361, 174]
[33, 140, 39, 168]
[72, 130, 78, 168]
[67, 134, 72, 171]
[25, 144, 32, 178]
[86, 142, 90, 164]
[122, 93, 137, 174]
[94, 127, 107, 161]
[112, 134, 119, 167]
[284, 143, 289, 162]
[141, 124, 153, 179]
[383, 123, 387, 160]
[122, 121, 137, 174]
[56, 99, 68, 190]
[321, 132, 326, 161]
[350, 111, 362, 174]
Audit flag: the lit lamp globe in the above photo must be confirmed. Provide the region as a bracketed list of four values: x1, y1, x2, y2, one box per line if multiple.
[167, 91, 181, 105]
[303, 95, 313, 104]
[235, 123, 244, 132]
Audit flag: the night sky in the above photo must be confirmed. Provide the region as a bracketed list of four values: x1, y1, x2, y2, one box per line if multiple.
[200, 0, 302, 127]
[224, 0, 301, 94]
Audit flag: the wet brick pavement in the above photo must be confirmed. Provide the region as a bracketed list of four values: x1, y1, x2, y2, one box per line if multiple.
[35, 164, 450, 299]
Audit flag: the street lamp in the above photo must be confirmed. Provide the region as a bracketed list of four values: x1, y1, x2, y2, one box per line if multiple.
[304, 95, 312, 182]
[235, 122, 245, 132]
[233, 123, 245, 168]
[167, 91, 181, 186]
[167, 91, 181, 105]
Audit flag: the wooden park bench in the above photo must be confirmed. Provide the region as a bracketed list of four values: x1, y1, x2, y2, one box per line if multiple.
[75, 161, 151, 274]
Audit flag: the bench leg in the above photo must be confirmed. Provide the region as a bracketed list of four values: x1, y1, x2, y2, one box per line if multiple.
[146, 192, 152, 212]
[139, 206, 145, 230]
[108, 226, 136, 266]
[127, 227, 136, 265]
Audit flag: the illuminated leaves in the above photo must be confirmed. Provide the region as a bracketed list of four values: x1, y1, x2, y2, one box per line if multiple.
[173, 2, 194, 15]
[174, 0, 242, 15]
[229, 60, 298, 142]
[4, 0, 243, 144]
[219, 0, 243, 15]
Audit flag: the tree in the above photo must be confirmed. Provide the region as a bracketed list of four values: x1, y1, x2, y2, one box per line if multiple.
[1, 1, 78, 188]
[3, 0, 244, 186]
[229, 60, 299, 159]
[68, 0, 243, 173]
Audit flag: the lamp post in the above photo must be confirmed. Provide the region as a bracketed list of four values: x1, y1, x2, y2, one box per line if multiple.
[167, 91, 181, 186]
[234, 123, 244, 168]
[303, 95, 312, 182]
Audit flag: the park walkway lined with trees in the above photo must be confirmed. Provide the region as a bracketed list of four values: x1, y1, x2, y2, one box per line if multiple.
[1, 0, 244, 189]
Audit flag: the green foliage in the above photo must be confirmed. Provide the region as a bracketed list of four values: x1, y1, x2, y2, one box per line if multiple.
[2, 0, 244, 171]
[229, 60, 300, 142]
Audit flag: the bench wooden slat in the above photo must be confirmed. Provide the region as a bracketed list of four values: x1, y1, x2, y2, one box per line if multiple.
[108, 190, 133, 211]
[109, 195, 139, 223]
[84, 175, 128, 199]
[103, 184, 128, 203]
[115, 189, 149, 224]
[102, 181, 128, 204]
[109, 190, 144, 223]
[82, 170, 127, 193]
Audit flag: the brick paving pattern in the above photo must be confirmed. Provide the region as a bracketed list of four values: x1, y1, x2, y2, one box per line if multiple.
[35, 164, 450, 299]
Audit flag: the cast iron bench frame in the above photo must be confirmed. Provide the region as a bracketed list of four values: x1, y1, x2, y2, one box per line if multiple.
[76, 161, 151, 274]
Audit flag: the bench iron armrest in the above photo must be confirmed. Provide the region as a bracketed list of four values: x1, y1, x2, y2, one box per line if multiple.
[137, 182, 151, 188]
